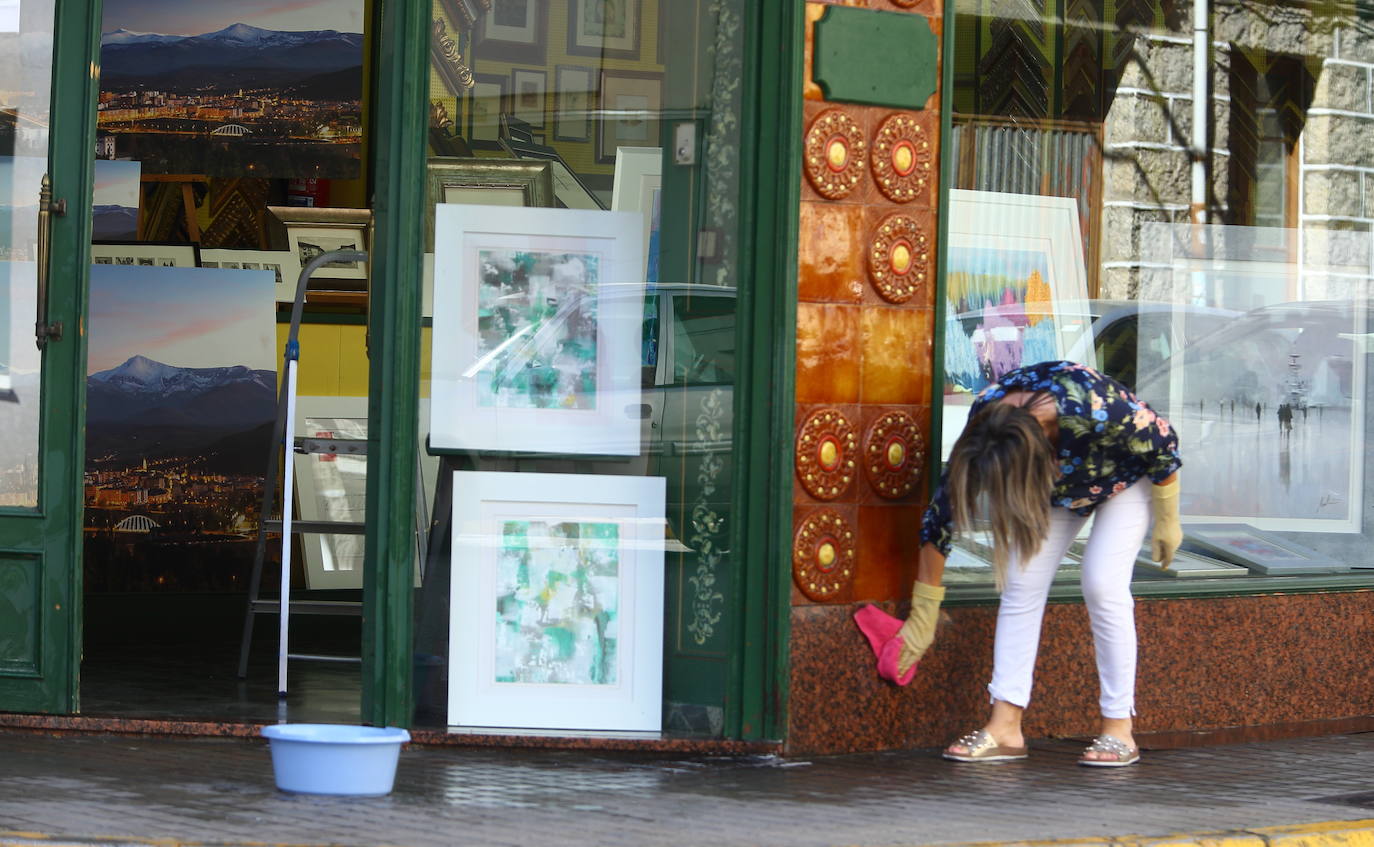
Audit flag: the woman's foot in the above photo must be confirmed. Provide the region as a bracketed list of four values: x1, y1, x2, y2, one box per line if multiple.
[1080, 717, 1136, 765]
[944, 700, 1027, 761]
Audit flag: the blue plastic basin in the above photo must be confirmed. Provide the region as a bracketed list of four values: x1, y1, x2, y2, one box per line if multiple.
[261, 723, 411, 796]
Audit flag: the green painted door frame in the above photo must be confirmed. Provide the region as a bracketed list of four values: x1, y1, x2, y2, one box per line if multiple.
[0, 0, 101, 714]
[361, 0, 803, 739]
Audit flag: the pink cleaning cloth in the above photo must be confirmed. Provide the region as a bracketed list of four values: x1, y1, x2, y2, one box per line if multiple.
[853, 604, 917, 686]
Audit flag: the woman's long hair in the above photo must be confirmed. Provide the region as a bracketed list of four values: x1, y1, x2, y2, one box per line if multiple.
[946, 394, 1057, 590]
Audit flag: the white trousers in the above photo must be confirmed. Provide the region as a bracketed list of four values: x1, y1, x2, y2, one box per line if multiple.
[987, 479, 1152, 719]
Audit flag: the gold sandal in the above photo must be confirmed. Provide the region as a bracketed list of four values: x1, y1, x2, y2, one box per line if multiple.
[942, 729, 1029, 762]
[1078, 734, 1140, 767]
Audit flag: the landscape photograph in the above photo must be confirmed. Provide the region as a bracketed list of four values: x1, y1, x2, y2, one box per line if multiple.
[92, 159, 141, 240]
[84, 264, 278, 592]
[97, 0, 365, 178]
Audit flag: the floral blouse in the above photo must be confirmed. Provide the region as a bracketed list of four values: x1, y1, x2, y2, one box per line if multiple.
[920, 360, 1182, 556]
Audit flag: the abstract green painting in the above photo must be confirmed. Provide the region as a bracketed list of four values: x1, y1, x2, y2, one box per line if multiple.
[475, 249, 601, 411]
[494, 519, 620, 685]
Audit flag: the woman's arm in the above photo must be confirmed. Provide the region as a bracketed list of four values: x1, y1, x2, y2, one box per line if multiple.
[916, 541, 946, 586]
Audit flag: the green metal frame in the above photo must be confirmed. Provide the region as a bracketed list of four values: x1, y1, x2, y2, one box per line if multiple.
[360, 0, 427, 728]
[360, 0, 803, 737]
[729, 0, 804, 741]
[927, 0, 956, 502]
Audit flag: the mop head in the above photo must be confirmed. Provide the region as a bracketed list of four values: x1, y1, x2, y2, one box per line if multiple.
[853, 604, 917, 686]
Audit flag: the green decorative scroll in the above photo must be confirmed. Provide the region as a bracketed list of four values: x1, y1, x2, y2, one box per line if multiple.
[812, 6, 938, 109]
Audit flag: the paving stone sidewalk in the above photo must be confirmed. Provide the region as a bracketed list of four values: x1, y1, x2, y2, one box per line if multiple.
[2, 730, 1374, 847]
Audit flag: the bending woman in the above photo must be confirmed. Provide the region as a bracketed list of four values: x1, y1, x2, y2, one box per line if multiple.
[897, 361, 1182, 767]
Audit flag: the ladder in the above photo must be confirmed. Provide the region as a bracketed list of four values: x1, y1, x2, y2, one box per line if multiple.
[236, 248, 377, 694]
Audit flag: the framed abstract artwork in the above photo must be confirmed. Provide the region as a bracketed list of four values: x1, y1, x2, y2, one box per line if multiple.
[940, 189, 1093, 459]
[1181, 524, 1347, 575]
[595, 70, 660, 163]
[567, 0, 640, 59]
[610, 146, 661, 284]
[448, 470, 665, 730]
[428, 203, 646, 455]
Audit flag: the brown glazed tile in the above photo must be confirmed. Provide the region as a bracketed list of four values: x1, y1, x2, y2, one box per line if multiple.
[860, 205, 937, 307]
[797, 303, 862, 404]
[803, 3, 826, 102]
[856, 403, 932, 505]
[865, 106, 938, 210]
[792, 403, 862, 505]
[854, 504, 922, 602]
[790, 503, 861, 606]
[859, 306, 933, 405]
[799, 202, 867, 304]
[786, 591, 1374, 756]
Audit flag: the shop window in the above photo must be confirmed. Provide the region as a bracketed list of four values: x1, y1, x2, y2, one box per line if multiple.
[412, 0, 745, 736]
[941, 0, 1374, 589]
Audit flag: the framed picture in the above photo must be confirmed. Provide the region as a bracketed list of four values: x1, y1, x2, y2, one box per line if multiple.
[448, 470, 665, 731]
[428, 204, 645, 455]
[468, 73, 508, 151]
[567, 0, 641, 60]
[92, 159, 141, 241]
[610, 146, 661, 284]
[1133, 547, 1248, 578]
[596, 70, 660, 163]
[200, 249, 298, 302]
[473, 0, 547, 65]
[1131, 222, 1366, 533]
[511, 68, 547, 130]
[268, 206, 372, 287]
[940, 189, 1093, 459]
[554, 65, 596, 142]
[1181, 524, 1347, 575]
[91, 241, 199, 268]
[292, 396, 434, 589]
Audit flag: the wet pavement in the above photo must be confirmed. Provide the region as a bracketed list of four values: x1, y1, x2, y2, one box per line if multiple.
[2, 730, 1374, 847]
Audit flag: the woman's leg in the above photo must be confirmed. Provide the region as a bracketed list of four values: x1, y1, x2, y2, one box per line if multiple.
[947, 507, 1086, 753]
[1077, 479, 1152, 757]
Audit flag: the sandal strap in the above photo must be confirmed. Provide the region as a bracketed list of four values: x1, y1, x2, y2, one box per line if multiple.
[1085, 734, 1135, 757]
[955, 729, 996, 755]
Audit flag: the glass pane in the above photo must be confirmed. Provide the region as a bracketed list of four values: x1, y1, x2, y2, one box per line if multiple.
[0, 0, 54, 510]
[415, 0, 744, 734]
[940, 0, 1374, 585]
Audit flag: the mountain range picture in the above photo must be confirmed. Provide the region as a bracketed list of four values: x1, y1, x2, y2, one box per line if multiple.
[92, 159, 141, 241]
[85, 263, 278, 592]
[97, 0, 365, 178]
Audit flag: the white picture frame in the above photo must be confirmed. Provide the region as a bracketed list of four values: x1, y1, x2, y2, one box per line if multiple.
[429, 203, 645, 455]
[90, 241, 199, 268]
[200, 249, 299, 302]
[292, 396, 436, 589]
[940, 189, 1093, 459]
[448, 470, 665, 731]
[1182, 524, 1347, 575]
[610, 146, 661, 284]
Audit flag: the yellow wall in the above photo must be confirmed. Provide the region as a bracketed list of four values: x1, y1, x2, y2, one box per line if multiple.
[274, 323, 432, 399]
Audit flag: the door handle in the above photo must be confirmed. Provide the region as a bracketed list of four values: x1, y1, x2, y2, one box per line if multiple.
[35, 173, 65, 350]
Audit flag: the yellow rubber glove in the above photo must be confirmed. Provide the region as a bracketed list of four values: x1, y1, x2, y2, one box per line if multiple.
[897, 581, 946, 676]
[1150, 477, 1182, 567]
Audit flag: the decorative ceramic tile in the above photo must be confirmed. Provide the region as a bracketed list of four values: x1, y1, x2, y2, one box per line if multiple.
[870, 112, 933, 204]
[804, 108, 868, 200]
[795, 407, 859, 500]
[867, 212, 931, 303]
[859, 307, 931, 405]
[854, 504, 922, 600]
[862, 409, 924, 499]
[792, 508, 857, 602]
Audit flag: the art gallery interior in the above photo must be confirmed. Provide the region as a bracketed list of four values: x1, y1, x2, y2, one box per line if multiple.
[1, 0, 1372, 754]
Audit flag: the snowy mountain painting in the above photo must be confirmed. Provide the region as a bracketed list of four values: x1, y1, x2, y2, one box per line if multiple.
[84, 264, 278, 591]
[92, 159, 140, 241]
[97, 0, 364, 177]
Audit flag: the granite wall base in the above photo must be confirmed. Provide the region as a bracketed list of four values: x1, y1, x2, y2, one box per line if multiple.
[786, 590, 1374, 756]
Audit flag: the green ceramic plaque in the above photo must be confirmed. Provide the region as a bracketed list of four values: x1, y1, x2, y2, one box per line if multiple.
[812, 6, 938, 109]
